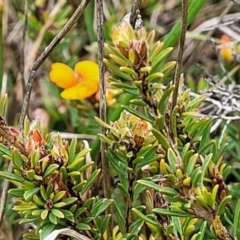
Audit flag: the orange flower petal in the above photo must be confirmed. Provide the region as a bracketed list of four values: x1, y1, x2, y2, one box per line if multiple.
[74, 61, 99, 84]
[221, 34, 230, 44]
[60, 81, 99, 100]
[220, 35, 233, 63]
[49, 63, 79, 89]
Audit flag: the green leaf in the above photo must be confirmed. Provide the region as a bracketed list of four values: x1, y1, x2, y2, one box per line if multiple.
[0, 143, 11, 156]
[26, 169, 36, 181]
[78, 161, 94, 173]
[158, 84, 175, 115]
[63, 197, 78, 205]
[49, 212, 58, 225]
[67, 157, 84, 170]
[41, 209, 49, 220]
[91, 199, 113, 217]
[12, 149, 24, 170]
[191, 167, 202, 187]
[95, 117, 112, 129]
[132, 208, 158, 227]
[76, 223, 91, 231]
[71, 148, 91, 165]
[0, 171, 25, 183]
[167, 148, 178, 172]
[53, 202, 67, 208]
[200, 154, 212, 183]
[136, 155, 160, 171]
[99, 214, 111, 235]
[182, 143, 190, 160]
[130, 99, 148, 107]
[118, 183, 129, 197]
[72, 180, 87, 191]
[40, 185, 47, 201]
[51, 208, 64, 218]
[111, 82, 138, 95]
[46, 184, 53, 199]
[150, 47, 173, 73]
[33, 194, 45, 206]
[113, 200, 125, 233]
[172, 216, 182, 236]
[217, 196, 232, 216]
[153, 208, 191, 217]
[67, 171, 81, 177]
[53, 191, 66, 203]
[30, 150, 40, 168]
[121, 105, 155, 123]
[43, 164, 59, 178]
[186, 153, 198, 176]
[8, 188, 24, 197]
[182, 150, 194, 170]
[74, 207, 87, 219]
[104, 58, 132, 81]
[19, 217, 40, 224]
[107, 148, 127, 163]
[129, 219, 145, 236]
[32, 209, 43, 217]
[80, 169, 101, 195]
[60, 209, 74, 222]
[39, 223, 55, 240]
[109, 155, 127, 176]
[134, 145, 158, 166]
[151, 128, 170, 150]
[69, 137, 77, 163]
[198, 221, 207, 240]
[24, 187, 40, 200]
[137, 180, 178, 196]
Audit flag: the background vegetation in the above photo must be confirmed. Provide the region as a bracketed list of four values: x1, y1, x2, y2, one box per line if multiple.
[1, 0, 240, 239]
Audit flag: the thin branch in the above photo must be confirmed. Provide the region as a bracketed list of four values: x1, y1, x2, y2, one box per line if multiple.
[0, 161, 12, 225]
[171, 0, 188, 111]
[20, 0, 28, 95]
[96, 0, 111, 236]
[129, 0, 142, 29]
[0, 1, 27, 226]
[0, 0, 3, 87]
[19, 0, 91, 131]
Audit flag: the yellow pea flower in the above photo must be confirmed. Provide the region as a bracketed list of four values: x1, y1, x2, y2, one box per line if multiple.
[49, 61, 99, 100]
[220, 34, 234, 63]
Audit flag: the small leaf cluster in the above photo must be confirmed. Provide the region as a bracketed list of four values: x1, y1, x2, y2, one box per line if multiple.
[0, 98, 111, 240]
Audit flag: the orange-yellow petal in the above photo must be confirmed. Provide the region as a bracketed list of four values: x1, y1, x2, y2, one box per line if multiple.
[50, 63, 79, 89]
[74, 61, 99, 84]
[60, 81, 99, 100]
[220, 34, 233, 63]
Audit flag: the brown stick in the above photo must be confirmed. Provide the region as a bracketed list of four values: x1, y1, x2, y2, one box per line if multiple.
[129, 0, 142, 29]
[171, 0, 188, 111]
[96, 0, 112, 237]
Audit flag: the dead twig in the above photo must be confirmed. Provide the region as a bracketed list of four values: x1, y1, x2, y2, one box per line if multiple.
[20, 0, 28, 95]
[96, 0, 112, 237]
[171, 0, 188, 119]
[129, 0, 142, 29]
[0, 161, 11, 226]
